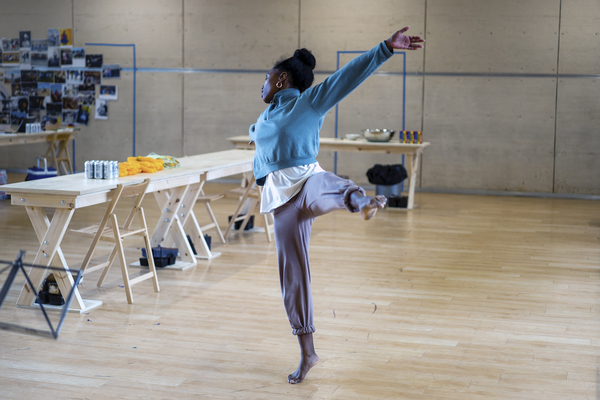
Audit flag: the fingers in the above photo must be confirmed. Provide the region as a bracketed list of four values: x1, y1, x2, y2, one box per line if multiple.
[409, 36, 425, 43]
[399, 26, 409, 34]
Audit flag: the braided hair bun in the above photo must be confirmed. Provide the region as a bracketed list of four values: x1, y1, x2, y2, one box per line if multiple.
[274, 48, 316, 92]
[293, 48, 316, 70]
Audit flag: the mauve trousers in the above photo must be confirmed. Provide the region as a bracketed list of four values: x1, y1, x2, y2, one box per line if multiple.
[272, 171, 365, 335]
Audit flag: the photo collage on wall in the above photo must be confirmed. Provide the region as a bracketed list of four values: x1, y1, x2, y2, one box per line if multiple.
[0, 28, 121, 131]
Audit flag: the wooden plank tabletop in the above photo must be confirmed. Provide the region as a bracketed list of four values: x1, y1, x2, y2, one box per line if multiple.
[0, 129, 75, 147]
[2, 149, 255, 197]
[228, 135, 430, 154]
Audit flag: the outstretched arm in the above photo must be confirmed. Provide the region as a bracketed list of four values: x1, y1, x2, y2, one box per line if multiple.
[305, 27, 424, 116]
[385, 26, 425, 51]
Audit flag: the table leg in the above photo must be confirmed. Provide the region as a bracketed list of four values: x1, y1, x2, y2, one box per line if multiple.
[180, 180, 221, 260]
[223, 173, 256, 240]
[405, 150, 421, 210]
[150, 185, 197, 270]
[17, 207, 75, 307]
[24, 206, 86, 310]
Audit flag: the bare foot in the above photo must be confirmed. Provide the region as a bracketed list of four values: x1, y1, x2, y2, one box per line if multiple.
[288, 333, 318, 384]
[288, 353, 319, 384]
[351, 192, 388, 220]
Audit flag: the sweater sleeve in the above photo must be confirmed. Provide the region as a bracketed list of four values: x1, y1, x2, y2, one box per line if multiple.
[303, 41, 394, 116]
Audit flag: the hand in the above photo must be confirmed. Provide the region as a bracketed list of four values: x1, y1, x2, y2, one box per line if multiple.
[386, 27, 424, 50]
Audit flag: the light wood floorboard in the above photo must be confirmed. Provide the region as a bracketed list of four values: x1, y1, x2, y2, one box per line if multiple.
[0, 180, 599, 399]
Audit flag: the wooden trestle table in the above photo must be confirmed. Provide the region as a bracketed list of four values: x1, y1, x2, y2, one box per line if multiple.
[0, 129, 76, 175]
[228, 135, 430, 210]
[2, 149, 255, 312]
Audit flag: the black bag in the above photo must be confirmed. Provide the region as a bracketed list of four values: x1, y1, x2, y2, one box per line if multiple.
[366, 164, 408, 186]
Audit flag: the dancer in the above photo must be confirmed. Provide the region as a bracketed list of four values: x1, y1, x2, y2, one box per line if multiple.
[249, 27, 424, 384]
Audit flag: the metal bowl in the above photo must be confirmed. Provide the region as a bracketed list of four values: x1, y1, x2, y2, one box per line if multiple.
[363, 129, 394, 142]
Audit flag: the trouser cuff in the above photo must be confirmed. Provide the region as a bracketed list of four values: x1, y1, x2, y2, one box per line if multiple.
[343, 186, 366, 213]
[292, 325, 316, 336]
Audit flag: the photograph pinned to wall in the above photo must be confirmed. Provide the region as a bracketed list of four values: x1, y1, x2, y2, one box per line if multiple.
[11, 82, 21, 96]
[31, 51, 48, 67]
[0, 113, 10, 125]
[37, 82, 51, 97]
[54, 70, 66, 83]
[72, 47, 85, 67]
[62, 96, 78, 110]
[19, 31, 31, 48]
[12, 97, 28, 119]
[0, 72, 3, 82]
[31, 39, 48, 52]
[102, 64, 120, 79]
[4, 70, 20, 84]
[2, 52, 19, 66]
[38, 70, 54, 83]
[66, 69, 83, 84]
[47, 47, 60, 67]
[1, 38, 9, 52]
[95, 99, 108, 120]
[50, 84, 62, 102]
[2, 99, 11, 113]
[21, 70, 38, 83]
[62, 83, 78, 98]
[86, 54, 103, 68]
[60, 47, 72, 67]
[9, 38, 20, 51]
[76, 104, 90, 125]
[83, 71, 101, 85]
[78, 83, 95, 105]
[99, 85, 117, 100]
[42, 115, 59, 130]
[29, 96, 45, 110]
[47, 28, 59, 47]
[62, 110, 77, 125]
[59, 28, 72, 46]
[21, 82, 38, 97]
[46, 102, 62, 118]
[19, 49, 31, 67]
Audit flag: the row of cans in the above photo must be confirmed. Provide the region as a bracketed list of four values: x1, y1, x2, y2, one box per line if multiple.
[25, 123, 43, 133]
[399, 131, 423, 144]
[84, 160, 120, 179]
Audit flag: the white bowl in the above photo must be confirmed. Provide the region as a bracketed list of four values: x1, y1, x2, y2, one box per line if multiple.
[345, 133, 361, 140]
[363, 129, 394, 142]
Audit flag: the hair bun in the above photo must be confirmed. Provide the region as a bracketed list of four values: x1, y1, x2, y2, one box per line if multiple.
[293, 48, 316, 70]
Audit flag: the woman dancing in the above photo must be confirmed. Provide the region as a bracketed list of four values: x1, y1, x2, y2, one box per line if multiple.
[249, 27, 424, 384]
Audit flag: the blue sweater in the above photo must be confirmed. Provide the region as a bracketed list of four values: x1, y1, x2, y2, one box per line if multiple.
[249, 41, 394, 182]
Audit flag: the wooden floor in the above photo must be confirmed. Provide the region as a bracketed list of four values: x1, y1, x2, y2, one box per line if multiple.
[0, 182, 599, 399]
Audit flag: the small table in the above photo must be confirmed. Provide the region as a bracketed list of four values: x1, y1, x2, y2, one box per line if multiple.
[228, 136, 429, 210]
[0, 129, 76, 175]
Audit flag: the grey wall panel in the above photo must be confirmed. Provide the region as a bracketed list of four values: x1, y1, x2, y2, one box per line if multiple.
[558, 0, 600, 74]
[0, 0, 72, 37]
[426, 0, 560, 74]
[73, 0, 183, 68]
[183, 73, 267, 156]
[554, 79, 600, 194]
[184, 0, 299, 70]
[134, 72, 184, 158]
[421, 76, 556, 192]
[301, 0, 425, 72]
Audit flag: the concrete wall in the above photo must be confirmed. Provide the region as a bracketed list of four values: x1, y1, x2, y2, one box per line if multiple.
[0, 0, 598, 195]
